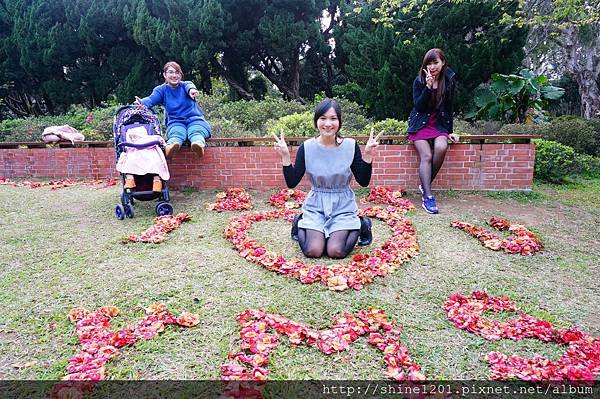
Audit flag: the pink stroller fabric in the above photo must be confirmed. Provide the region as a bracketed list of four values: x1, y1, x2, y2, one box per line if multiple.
[116, 126, 170, 180]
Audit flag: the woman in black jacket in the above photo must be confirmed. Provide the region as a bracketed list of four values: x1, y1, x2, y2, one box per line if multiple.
[407, 48, 459, 214]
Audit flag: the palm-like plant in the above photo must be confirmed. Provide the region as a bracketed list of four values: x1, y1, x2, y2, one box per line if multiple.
[466, 69, 564, 124]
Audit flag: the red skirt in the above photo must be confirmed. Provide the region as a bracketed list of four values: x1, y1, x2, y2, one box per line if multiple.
[408, 112, 448, 141]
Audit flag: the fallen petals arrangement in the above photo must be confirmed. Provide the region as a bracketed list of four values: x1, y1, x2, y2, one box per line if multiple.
[127, 213, 191, 243]
[444, 291, 599, 382]
[451, 217, 543, 255]
[221, 309, 424, 398]
[223, 206, 418, 291]
[360, 185, 415, 211]
[49, 304, 199, 398]
[0, 177, 117, 190]
[268, 188, 307, 209]
[208, 188, 253, 212]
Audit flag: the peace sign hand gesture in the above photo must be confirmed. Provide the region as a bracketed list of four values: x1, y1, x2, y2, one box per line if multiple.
[272, 128, 291, 165]
[423, 68, 434, 89]
[364, 127, 383, 163]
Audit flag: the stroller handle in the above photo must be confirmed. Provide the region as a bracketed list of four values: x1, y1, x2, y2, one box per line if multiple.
[118, 138, 164, 149]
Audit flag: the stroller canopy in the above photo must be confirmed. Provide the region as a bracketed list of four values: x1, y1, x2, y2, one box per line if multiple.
[113, 106, 161, 139]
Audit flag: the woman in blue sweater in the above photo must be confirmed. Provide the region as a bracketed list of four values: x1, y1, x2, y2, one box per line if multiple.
[135, 61, 211, 160]
[407, 48, 459, 214]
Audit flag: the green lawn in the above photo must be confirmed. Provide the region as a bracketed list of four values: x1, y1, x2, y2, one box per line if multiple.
[0, 179, 598, 385]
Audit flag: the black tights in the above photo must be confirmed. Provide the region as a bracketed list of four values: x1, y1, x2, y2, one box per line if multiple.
[413, 136, 449, 197]
[298, 229, 360, 259]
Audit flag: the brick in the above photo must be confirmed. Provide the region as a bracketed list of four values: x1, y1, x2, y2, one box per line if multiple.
[0, 143, 537, 190]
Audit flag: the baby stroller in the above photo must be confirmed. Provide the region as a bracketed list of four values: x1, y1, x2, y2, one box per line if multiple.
[113, 105, 174, 220]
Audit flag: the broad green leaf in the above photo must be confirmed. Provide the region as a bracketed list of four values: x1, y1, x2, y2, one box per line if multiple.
[541, 85, 565, 100]
[464, 109, 478, 120]
[534, 75, 549, 86]
[506, 78, 525, 95]
[474, 89, 497, 107]
[519, 69, 535, 79]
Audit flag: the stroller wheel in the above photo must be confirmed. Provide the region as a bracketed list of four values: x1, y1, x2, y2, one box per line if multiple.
[124, 204, 135, 219]
[155, 202, 174, 216]
[115, 204, 125, 220]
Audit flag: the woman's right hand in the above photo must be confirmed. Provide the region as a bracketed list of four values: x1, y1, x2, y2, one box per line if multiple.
[423, 69, 434, 89]
[272, 128, 291, 165]
[134, 96, 145, 109]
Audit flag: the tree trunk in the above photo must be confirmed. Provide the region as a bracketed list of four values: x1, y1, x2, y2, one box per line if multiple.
[199, 65, 213, 95]
[321, 1, 339, 98]
[561, 26, 600, 118]
[252, 60, 306, 104]
[3, 91, 48, 117]
[211, 59, 255, 100]
[523, 0, 600, 119]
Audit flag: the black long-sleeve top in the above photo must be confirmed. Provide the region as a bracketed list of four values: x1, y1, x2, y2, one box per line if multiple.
[407, 67, 456, 134]
[282, 141, 372, 188]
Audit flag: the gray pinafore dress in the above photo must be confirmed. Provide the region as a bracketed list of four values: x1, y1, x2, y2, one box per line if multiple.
[298, 137, 361, 237]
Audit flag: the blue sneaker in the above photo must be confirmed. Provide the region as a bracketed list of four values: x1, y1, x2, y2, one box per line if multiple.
[422, 196, 439, 214]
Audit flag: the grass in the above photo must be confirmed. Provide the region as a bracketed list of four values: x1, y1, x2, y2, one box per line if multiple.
[0, 179, 598, 385]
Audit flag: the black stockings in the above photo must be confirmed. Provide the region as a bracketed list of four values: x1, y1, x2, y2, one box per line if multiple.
[413, 136, 448, 197]
[298, 229, 359, 259]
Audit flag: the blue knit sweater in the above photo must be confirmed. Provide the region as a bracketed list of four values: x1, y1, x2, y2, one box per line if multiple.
[140, 81, 211, 135]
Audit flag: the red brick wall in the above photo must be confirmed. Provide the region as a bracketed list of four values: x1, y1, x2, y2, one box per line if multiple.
[0, 143, 535, 190]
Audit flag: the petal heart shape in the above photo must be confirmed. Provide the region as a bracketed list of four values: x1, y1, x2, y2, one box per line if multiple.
[224, 206, 419, 291]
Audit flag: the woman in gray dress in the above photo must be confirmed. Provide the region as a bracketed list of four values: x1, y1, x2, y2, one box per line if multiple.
[273, 98, 382, 259]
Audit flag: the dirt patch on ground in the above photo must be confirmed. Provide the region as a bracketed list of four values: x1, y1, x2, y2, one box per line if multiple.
[439, 193, 599, 253]
[443, 194, 549, 224]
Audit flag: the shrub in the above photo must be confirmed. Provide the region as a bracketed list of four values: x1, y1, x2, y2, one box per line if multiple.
[534, 139, 579, 182]
[196, 93, 227, 119]
[453, 119, 504, 135]
[330, 98, 371, 134]
[78, 106, 116, 141]
[210, 118, 248, 139]
[543, 115, 600, 156]
[364, 119, 407, 135]
[452, 119, 475, 136]
[497, 123, 548, 136]
[266, 112, 314, 138]
[210, 98, 308, 135]
[0, 105, 116, 142]
[575, 153, 600, 178]
[332, 82, 362, 105]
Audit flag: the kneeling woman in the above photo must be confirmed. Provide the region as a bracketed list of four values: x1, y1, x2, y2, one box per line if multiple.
[273, 98, 381, 259]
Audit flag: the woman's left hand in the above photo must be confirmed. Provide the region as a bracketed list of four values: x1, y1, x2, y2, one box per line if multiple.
[189, 89, 199, 99]
[448, 133, 460, 143]
[364, 128, 383, 162]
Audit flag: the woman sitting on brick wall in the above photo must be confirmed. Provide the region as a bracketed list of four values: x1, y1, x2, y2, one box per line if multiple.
[407, 48, 460, 214]
[135, 61, 211, 160]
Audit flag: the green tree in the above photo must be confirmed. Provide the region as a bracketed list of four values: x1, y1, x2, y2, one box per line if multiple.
[518, 0, 600, 118]
[219, 0, 331, 103]
[0, 0, 156, 115]
[336, 0, 526, 119]
[367, 0, 600, 118]
[125, 0, 224, 95]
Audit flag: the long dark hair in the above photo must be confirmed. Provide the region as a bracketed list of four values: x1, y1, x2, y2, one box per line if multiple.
[313, 98, 343, 144]
[419, 48, 447, 110]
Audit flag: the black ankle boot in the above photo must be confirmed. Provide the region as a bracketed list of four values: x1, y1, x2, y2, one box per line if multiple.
[291, 213, 302, 241]
[358, 216, 372, 246]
